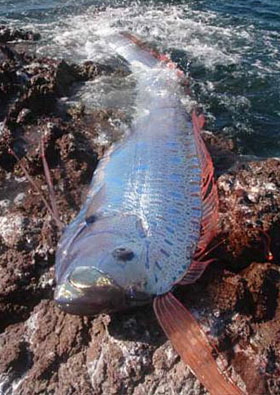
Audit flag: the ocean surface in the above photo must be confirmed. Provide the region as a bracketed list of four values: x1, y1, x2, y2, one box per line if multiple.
[0, 0, 279, 157]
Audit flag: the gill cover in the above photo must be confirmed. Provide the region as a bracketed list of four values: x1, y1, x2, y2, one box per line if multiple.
[55, 214, 153, 315]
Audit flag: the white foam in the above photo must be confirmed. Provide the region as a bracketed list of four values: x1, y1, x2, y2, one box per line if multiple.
[34, 4, 244, 69]
[29, 3, 251, 128]
[12, 1, 278, 156]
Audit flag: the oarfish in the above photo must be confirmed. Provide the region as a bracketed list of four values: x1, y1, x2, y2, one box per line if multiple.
[55, 33, 243, 394]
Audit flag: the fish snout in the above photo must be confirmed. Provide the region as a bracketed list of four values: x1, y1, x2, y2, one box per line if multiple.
[54, 266, 126, 315]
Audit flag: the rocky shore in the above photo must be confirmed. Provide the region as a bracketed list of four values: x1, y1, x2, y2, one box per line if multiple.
[0, 27, 279, 394]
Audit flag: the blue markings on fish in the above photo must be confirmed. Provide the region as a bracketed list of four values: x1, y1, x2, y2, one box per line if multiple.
[54, 35, 199, 314]
[54, 33, 218, 318]
[52, 34, 246, 394]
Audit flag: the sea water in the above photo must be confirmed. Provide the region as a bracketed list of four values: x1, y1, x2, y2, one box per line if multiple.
[0, 0, 279, 157]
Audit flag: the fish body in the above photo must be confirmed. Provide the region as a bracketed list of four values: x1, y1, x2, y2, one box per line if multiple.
[55, 34, 203, 313]
[54, 34, 244, 394]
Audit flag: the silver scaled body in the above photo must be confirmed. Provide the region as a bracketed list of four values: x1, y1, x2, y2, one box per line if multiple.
[55, 35, 202, 314]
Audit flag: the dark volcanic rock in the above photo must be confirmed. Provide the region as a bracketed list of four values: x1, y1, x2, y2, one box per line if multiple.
[0, 27, 280, 395]
[0, 26, 41, 43]
[217, 158, 280, 268]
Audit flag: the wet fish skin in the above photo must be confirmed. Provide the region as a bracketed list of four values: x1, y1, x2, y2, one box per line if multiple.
[55, 34, 202, 315]
[47, 34, 244, 395]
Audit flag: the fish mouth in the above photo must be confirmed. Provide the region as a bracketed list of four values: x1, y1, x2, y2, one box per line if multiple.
[54, 266, 152, 315]
[54, 266, 127, 315]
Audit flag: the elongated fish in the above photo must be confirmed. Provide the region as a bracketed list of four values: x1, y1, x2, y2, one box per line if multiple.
[55, 33, 243, 394]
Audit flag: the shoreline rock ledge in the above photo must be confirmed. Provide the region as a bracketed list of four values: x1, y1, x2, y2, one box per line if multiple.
[0, 27, 280, 395]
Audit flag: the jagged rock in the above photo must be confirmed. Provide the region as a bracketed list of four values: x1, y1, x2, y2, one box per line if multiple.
[0, 27, 280, 395]
[0, 26, 40, 44]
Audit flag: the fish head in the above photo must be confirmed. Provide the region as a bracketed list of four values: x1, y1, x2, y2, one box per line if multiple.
[54, 214, 152, 315]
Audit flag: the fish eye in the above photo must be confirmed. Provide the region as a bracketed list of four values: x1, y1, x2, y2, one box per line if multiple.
[85, 214, 97, 225]
[112, 247, 135, 261]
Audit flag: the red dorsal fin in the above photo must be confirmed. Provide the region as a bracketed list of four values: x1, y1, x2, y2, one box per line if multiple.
[198, 113, 205, 129]
[180, 111, 219, 284]
[121, 32, 189, 83]
[154, 293, 245, 395]
[192, 110, 219, 253]
[178, 258, 214, 285]
[122, 32, 171, 63]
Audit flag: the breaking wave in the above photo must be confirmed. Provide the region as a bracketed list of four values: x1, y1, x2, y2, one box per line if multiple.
[1, 0, 279, 156]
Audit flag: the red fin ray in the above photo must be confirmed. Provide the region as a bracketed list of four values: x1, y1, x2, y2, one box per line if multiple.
[122, 32, 190, 84]
[198, 114, 205, 129]
[179, 259, 214, 285]
[154, 293, 245, 395]
[181, 112, 219, 284]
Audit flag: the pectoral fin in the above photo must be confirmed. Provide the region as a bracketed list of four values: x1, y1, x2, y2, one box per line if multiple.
[153, 293, 244, 395]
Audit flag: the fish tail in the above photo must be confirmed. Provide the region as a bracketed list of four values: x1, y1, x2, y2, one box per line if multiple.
[154, 293, 245, 395]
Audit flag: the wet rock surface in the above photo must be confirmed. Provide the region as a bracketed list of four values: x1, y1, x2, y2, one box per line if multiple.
[0, 27, 280, 395]
[0, 26, 41, 44]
